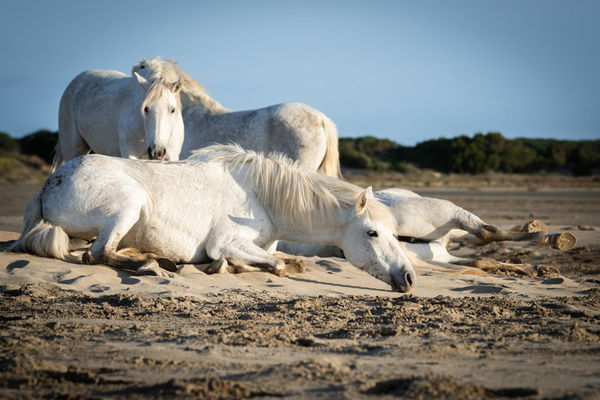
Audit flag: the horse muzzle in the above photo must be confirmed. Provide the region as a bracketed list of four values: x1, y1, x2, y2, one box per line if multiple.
[390, 270, 416, 293]
[148, 146, 167, 160]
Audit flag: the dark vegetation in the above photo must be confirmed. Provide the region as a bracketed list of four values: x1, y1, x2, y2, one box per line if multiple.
[0, 130, 57, 184]
[0, 129, 57, 164]
[340, 132, 600, 175]
[1, 130, 598, 181]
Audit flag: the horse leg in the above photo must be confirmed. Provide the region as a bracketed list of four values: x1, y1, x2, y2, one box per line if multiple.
[401, 241, 559, 277]
[446, 207, 541, 245]
[534, 232, 577, 251]
[206, 257, 263, 274]
[454, 258, 560, 278]
[470, 224, 576, 250]
[455, 210, 577, 250]
[81, 206, 176, 278]
[116, 247, 179, 274]
[208, 238, 288, 277]
[474, 224, 544, 244]
[60, 128, 91, 162]
[512, 220, 549, 234]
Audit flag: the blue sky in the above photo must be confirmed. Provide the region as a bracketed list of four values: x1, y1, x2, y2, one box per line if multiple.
[1, 0, 598, 145]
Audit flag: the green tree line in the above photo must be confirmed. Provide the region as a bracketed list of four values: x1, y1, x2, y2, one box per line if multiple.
[1, 130, 599, 175]
[0, 130, 58, 164]
[340, 132, 600, 175]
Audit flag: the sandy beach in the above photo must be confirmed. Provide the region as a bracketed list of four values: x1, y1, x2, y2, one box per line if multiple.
[1, 183, 599, 399]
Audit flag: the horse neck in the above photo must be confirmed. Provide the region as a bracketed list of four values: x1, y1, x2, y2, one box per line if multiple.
[270, 208, 347, 247]
[181, 91, 228, 116]
[250, 175, 350, 246]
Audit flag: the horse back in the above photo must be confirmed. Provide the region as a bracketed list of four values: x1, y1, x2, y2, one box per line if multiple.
[183, 102, 330, 171]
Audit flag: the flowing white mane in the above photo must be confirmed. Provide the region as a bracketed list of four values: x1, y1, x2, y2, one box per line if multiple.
[192, 144, 397, 232]
[133, 57, 226, 115]
[132, 57, 182, 109]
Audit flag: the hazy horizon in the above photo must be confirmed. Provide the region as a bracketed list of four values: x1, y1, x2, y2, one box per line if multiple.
[1, 0, 598, 145]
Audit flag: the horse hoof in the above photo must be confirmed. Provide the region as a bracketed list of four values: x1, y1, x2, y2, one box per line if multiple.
[82, 251, 96, 265]
[156, 258, 178, 272]
[522, 220, 549, 234]
[136, 261, 175, 278]
[535, 264, 561, 277]
[551, 232, 576, 251]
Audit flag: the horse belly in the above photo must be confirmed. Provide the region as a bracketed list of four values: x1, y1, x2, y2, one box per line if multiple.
[121, 219, 210, 264]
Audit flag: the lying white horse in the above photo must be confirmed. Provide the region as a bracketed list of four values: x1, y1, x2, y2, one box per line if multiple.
[53, 59, 185, 170]
[280, 188, 576, 277]
[2, 145, 416, 292]
[133, 58, 341, 177]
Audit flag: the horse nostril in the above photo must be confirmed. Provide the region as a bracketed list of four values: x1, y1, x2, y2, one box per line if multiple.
[148, 146, 166, 160]
[391, 272, 415, 293]
[405, 272, 414, 287]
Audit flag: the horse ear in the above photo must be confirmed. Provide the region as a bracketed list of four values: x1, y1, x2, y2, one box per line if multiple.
[355, 186, 373, 215]
[133, 72, 149, 89]
[171, 78, 183, 93]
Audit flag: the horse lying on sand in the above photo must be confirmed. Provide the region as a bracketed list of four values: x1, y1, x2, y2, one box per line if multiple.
[133, 57, 341, 177]
[53, 58, 185, 170]
[1, 145, 416, 293]
[279, 188, 576, 277]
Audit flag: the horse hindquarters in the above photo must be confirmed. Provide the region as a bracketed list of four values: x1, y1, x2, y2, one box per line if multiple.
[55, 76, 92, 171]
[0, 192, 75, 262]
[268, 103, 338, 176]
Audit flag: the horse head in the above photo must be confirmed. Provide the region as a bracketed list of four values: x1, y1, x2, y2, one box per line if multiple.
[339, 187, 417, 293]
[134, 70, 184, 161]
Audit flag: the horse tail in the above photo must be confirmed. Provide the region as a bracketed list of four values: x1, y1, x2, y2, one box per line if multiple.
[317, 116, 342, 178]
[50, 143, 64, 173]
[0, 192, 79, 263]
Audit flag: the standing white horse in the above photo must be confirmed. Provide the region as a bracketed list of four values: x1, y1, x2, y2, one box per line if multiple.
[133, 58, 341, 177]
[53, 60, 185, 170]
[280, 188, 576, 277]
[2, 145, 416, 292]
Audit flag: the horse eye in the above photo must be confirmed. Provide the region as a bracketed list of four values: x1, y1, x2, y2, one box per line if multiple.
[140, 65, 145, 69]
[170, 108, 176, 114]
[144, 106, 149, 113]
[367, 230, 378, 238]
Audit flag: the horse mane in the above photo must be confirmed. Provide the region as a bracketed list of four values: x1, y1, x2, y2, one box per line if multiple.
[133, 57, 227, 115]
[191, 144, 397, 233]
[133, 57, 183, 110]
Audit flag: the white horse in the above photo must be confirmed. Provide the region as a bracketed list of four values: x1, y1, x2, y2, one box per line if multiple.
[133, 58, 341, 177]
[279, 188, 576, 277]
[2, 145, 416, 292]
[53, 59, 185, 170]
